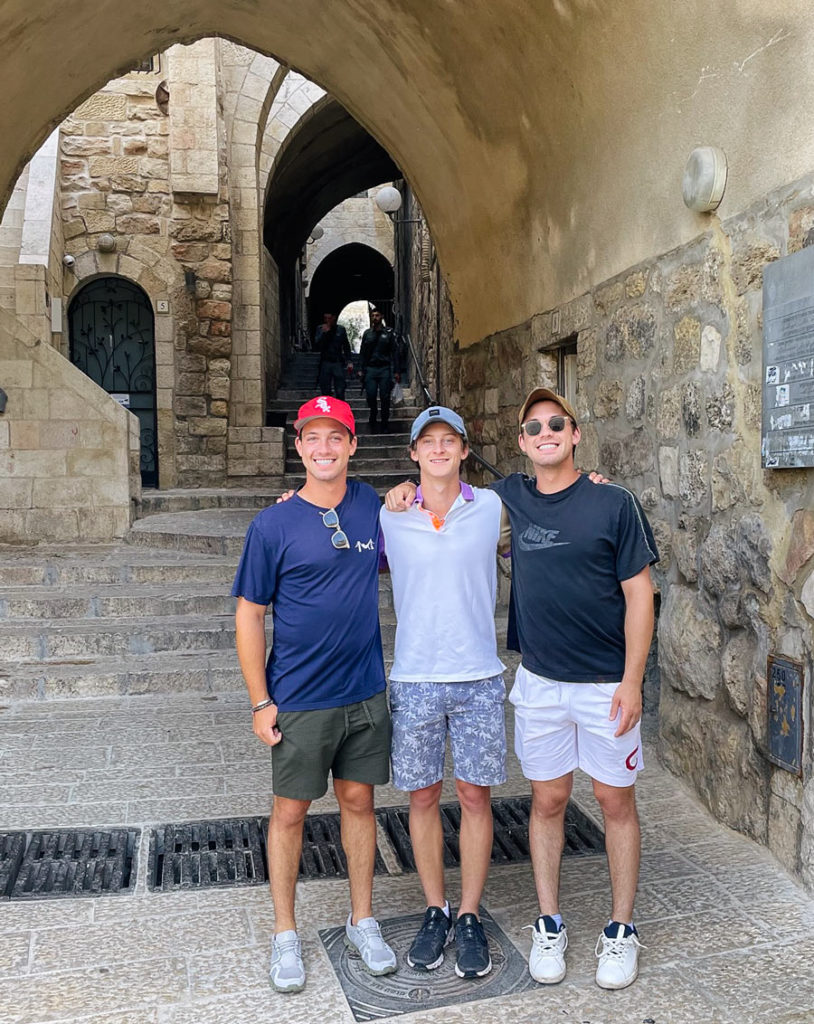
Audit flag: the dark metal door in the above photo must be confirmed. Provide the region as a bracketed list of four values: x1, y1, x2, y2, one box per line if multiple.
[68, 278, 158, 488]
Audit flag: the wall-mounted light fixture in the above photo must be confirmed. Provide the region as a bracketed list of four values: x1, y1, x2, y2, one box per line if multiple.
[307, 226, 324, 244]
[682, 146, 728, 212]
[184, 270, 197, 294]
[374, 186, 422, 225]
[97, 233, 117, 253]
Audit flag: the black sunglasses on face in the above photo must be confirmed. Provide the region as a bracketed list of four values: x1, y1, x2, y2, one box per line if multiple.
[521, 415, 573, 435]
[321, 507, 350, 549]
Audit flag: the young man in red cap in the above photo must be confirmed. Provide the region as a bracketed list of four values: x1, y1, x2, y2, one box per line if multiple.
[233, 395, 396, 993]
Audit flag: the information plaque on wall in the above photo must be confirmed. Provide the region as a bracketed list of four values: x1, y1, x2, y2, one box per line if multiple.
[762, 245, 814, 468]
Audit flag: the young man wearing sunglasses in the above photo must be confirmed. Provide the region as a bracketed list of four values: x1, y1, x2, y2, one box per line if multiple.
[385, 387, 657, 990]
[379, 406, 508, 980]
[491, 388, 659, 991]
[232, 396, 396, 993]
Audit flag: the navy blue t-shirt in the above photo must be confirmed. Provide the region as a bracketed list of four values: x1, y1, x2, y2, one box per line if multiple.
[231, 480, 386, 711]
[491, 473, 659, 683]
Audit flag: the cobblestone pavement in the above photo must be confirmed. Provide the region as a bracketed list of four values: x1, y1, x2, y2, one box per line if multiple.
[2, 683, 813, 1024]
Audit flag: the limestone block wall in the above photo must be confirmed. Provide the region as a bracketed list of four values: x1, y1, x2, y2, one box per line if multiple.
[0, 166, 28, 312]
[219, 42, 291, 478]
[305, 195, 394, 288]
[167, 41, 219, 197]
[444, 171, 814, 890]
[16, 130, 64, 351]
[0, 307, 140, 543]
[59, 45, 240, 488]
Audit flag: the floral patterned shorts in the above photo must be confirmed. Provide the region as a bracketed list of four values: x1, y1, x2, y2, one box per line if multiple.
[389, 676, 507, 791]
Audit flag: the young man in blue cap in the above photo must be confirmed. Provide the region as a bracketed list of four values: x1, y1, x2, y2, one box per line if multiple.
[380, 406, 507, 979]
[233, 395, 396, 993]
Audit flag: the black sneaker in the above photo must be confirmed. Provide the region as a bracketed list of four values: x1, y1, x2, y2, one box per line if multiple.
[406, 906, 453, 970]
[454, 913, 492, 978]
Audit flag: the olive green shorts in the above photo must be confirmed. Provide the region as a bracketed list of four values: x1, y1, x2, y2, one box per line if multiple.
[271, 690, 391, 800]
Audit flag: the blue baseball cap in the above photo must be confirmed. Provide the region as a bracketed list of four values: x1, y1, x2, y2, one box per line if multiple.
[410, 406, 468, 443]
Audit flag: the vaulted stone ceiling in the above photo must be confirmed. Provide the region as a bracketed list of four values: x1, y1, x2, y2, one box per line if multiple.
[263, 97, 399, 267]
[1, 1, 813, 344]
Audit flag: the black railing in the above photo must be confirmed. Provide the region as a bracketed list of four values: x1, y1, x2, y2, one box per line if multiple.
[401, 332, 434, 407]
[467, 448, 504, 480]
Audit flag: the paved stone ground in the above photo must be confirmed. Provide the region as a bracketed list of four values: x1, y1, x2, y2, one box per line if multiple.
[2, 684, 814, 1024]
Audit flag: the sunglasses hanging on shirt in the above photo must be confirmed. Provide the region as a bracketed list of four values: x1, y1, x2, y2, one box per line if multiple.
[320, 507, 350, 550]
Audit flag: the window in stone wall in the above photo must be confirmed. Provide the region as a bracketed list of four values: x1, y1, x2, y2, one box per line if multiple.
[131, 54, 160, 74]
[557, 335, 578, 407]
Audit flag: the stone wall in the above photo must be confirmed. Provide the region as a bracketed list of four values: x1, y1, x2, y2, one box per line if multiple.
[305, 194, 394, 288]
[58, 42, 248, 488]
[0, 167, 28, 311]
[443, 172, 814, 890]
[0, 307, 140, 543]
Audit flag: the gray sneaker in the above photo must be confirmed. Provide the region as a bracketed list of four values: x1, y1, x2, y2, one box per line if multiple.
[269, 930, 306, 992]
[345, 914, 398, 975]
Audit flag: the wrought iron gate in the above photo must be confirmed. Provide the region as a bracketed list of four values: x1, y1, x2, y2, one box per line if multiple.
[68, 278, 158, 487]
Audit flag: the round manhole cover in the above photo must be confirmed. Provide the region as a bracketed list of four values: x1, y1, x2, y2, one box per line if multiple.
[320, 909, 535, 1021]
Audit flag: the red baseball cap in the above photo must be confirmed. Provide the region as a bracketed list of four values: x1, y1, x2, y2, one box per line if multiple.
[294, 396, 356, 436]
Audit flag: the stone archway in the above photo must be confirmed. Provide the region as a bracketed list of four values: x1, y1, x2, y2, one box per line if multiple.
[12, 2, 814, 349]
[308, 243, 394, 336]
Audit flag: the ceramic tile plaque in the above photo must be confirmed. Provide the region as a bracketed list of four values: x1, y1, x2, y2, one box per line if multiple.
[766, 655, 804, 775]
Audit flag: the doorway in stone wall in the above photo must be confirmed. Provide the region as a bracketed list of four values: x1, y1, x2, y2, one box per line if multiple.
[68, 277, 158, 488]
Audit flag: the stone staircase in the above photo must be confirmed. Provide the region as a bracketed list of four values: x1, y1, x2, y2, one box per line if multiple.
[270, 350, 423, 492]
[0, 349, 424, 704]
[0, 535, 399, 702]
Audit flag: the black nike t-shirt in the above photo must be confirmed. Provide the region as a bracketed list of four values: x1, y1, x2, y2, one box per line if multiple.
[490, 473, 659, 683]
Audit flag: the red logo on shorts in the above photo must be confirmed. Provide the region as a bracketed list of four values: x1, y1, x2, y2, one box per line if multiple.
[625, 746, 639, 771]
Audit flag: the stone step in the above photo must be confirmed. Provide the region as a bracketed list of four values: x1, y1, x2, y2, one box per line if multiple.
[140, 488, 284, 516]
[1, 613, 239, 662]
[1, 613, 398, 664]
[284, 456, 413, 475]
[127, 510, 258, 556]
[274, 391, 418, 407]
[0, 545, 237, 587]
[0, 585, 236, 622]
[1, 649, 245, 701]
[278, 471, 415, 494]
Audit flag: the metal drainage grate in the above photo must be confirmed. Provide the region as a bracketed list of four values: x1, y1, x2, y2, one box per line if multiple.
[301, 812, 388, 880]
[377, 796, 604, 873]
[148, 818, 267, 892]
[0, 832, 27, 898]
[3, 828, 139, 900]
[147, 813, 389, 892]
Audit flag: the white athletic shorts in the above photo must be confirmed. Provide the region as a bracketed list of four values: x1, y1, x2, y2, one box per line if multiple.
[509, 663, 643, 788]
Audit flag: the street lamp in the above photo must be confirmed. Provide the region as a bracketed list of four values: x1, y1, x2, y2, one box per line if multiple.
[375, 186, 421, 224]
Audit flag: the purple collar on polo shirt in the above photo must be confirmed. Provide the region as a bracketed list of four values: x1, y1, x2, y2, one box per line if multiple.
[414, 481, 474, 505]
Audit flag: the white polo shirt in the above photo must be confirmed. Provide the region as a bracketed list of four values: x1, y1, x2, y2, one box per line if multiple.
[380, 482, 506, 682]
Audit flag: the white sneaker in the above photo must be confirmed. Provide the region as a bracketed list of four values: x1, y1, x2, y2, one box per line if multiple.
[525, 915, 568, 984]
[345, 914, 398, 975]
[269, 930, 306, 992]
[595, 922, 642, 989]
